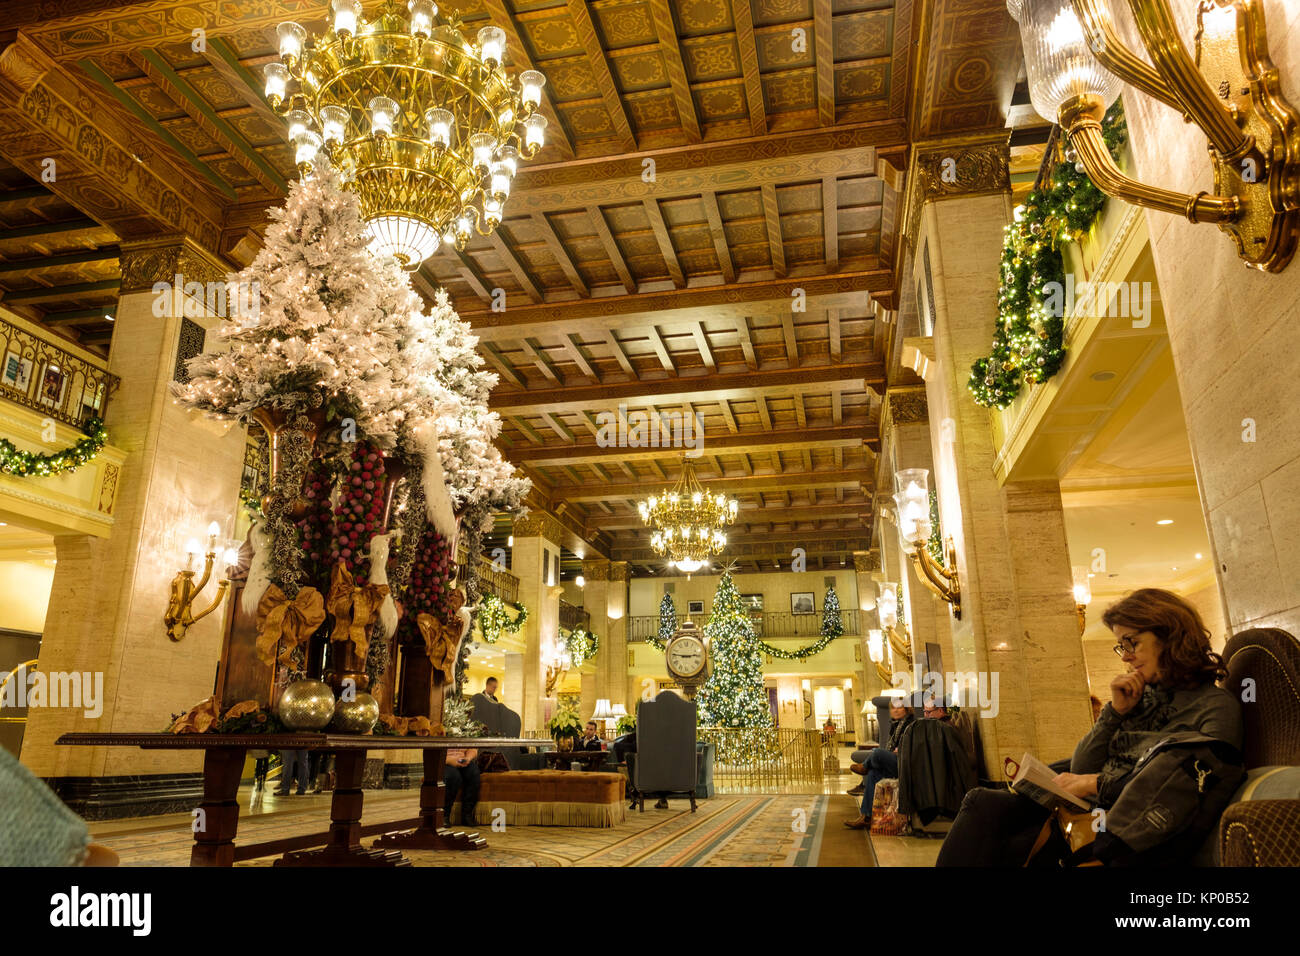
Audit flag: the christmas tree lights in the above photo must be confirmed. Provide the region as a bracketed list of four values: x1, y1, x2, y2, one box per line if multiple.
[695, 572, 772, 729]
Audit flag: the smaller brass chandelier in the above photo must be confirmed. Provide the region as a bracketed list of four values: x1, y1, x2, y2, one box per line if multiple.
[263, 0, 548, 269]
[637, 456, 738, 574]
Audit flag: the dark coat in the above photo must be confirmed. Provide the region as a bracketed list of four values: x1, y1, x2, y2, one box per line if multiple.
[897, 718, 977, 825]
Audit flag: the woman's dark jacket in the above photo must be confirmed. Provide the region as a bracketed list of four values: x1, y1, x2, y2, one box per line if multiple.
[1070, 682, 1244, 863]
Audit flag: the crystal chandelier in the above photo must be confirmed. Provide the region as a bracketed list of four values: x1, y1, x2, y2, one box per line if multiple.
[637, 457, 738, 573]
[263, 0, 548, 269]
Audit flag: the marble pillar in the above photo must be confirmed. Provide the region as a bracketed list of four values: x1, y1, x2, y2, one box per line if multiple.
[511, 512, 564, 733]
[21, 238, 246, 793]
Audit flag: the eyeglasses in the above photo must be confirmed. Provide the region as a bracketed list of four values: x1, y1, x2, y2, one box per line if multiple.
[1112, 631, 1149, 657]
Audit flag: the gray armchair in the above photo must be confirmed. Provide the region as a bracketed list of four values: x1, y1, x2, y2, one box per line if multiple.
[469, 694, 545, 770]
[631, 691, 698, 812]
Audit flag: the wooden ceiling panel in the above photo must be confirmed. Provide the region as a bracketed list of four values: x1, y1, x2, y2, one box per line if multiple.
[681, 35, 740, 81]
[753, 0, 815, 27]
[591, 1, 659, 49]
[519, 13, 588, 61]
[755, 26, 815, 73]
[609, 49, 670, 93]
[832, 9, 893, 60]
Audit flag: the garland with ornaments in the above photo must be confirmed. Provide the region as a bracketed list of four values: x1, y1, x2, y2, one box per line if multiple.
[969, 103, 1129, 409]
[0, 416, 107, 478]
[563, 625, 599, 668]
[477, 592, 528, 644]
[756, 585, 843, 660]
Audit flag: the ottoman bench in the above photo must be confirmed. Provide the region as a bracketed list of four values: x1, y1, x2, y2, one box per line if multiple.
[451, 770, 627, 827]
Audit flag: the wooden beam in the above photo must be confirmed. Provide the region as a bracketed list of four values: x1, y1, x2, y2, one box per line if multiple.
[781, 313, 799, 366]
[643, 199, 685, 288]
[735, 316, 758, 371]
[3, 279, 118, 304]
[518, 338, 562, 384]
[795, 395, 807, 429]
[602, 329, 638, 379]
[761, 183, 786, 279]
[0, 245, 119, 275]
[701, 191, 735, 284]
[41, 308, 108, 325]
[511, 416, 546, 445]
[756, 396, 773, 431]
[532, 212, 589, 298]
[600, 502, 868, 531]
[564, 0, 637, 153]
[481, 0, 577, 159]
[448, 248, 494, 304]
[557, 467, 872, 502]
[829, 310, 842, 362]
[203, 39, 290, 142]
[539, 411, 576, 443]
[489, 228, 544, 304]
[813, 0, 836, 126]
[732, 0, 767, 136]
[719, 399, 739, 433]
[505, 423, 866, 465]
[647, 326, 675, 374]
[823, 175, 839, 272]
[646, 0, 701, 143]
[490, 362, 883, 414]
[563, 333, 600, 382]
[692, 321, 716, 372]
[480, 343, 528, 388]
[587, 205, 635, 294]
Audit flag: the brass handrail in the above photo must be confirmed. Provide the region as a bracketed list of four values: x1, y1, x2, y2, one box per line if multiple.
[0, 317, 118, 428]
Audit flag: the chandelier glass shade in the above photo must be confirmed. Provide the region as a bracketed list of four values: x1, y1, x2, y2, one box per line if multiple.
[637, 457, 738, 572]
[264, 0, 547, 269]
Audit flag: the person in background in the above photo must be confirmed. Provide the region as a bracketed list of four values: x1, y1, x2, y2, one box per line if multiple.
[846, 697, 913, 796]
[844, 699, 916, 829]
[575, 720, 603, 751]
[475, 677, 500, 704]
[444, 745, 480, 826]
[275, 749, 309, 796]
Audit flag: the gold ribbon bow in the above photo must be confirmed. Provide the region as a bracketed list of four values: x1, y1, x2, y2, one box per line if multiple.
[326, 562, 390, 663]
[169, 695, 222, 734]
[417, 612, 461, 677]
[378, 714, 443, 737]
[255, 585, 327, 665]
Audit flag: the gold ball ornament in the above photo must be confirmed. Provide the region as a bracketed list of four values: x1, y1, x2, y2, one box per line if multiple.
[330, 692, 379, 733]
[276, 679, 336, 731]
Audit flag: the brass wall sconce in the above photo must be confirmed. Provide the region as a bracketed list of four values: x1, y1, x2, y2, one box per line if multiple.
[892, 470, 963, 620]
[164, 523, 237, 642]
[1008, 0, 1299, 272]
[1072, 566, 1093, 635]
[544, 642, 571, 696]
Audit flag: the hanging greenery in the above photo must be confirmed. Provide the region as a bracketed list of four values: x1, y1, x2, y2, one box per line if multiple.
[969, 103, 1129, 409]
[477, 592, 527, 644]
[927, 489, 944, 566]
[0, 416, 107, 478]
[756, 585, 843, 660]
[563, 625, 599, 667]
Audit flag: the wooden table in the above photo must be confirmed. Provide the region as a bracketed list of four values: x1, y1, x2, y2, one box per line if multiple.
[542, 749, 615, 771]
[57, 732, 546, 867]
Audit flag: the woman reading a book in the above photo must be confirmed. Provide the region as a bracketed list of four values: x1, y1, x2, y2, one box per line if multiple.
[936, 588, 1243, 866]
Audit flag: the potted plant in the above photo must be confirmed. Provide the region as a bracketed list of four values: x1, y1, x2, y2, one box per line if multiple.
[547, 707, 583, 752]
[615, 714, 636, 736]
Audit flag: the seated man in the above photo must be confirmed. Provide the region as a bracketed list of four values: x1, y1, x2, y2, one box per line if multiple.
[846, 698, 913, 796]
[574, 720, 603, 752]
[444, 745, 480, 826]
[844, 699, 915, 829]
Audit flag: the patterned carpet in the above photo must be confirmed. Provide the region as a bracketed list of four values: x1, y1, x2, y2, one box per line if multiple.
[92, 789, 873, 867]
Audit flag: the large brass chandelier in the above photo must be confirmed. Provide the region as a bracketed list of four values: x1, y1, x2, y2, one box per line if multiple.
[637, 457, 738, 574]
[263, 0, 548, 269]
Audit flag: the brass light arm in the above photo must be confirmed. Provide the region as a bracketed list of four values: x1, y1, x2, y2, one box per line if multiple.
[1119, 0, 1265, 172]
[886, 625, 913, 665]
[1060, 94, 1241, 222]
[1071, 0, 1184, 111]
[189, 580, 232, 627]
[907, 540, 962, 621]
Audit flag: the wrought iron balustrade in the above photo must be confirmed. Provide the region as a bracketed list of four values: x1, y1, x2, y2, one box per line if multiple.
[0, 316, 118, 428]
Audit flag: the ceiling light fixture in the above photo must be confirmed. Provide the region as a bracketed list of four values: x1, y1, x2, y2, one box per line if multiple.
[1007, 0, 1299, 272]
[1157, 519, 1174, 525]
[637, 455, 737, 576]
[264, 0, 548, 270]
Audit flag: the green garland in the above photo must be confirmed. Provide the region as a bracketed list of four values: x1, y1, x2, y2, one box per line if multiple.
[757, 585, 843, 660]
[477, 592, 527, 644]
[927, 489, 944, 566]
[563, 625, 599, 667]
[0, 417, 107, 478]
[969, 103, 1129, 409]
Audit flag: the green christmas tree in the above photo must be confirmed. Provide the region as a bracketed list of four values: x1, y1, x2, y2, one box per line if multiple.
[821, 585, 843, 639]
[695, 572, 772, 728]
[653, 591, 677, 649]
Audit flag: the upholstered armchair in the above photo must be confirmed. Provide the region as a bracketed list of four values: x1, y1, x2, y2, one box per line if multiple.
[631, 691, 698, 812]
[469, 695, 545, 771]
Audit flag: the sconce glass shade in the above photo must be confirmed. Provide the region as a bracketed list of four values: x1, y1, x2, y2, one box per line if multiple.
[867, 628, 884, 663]
[1072, 566, 1092, 605]
[893, 468, 932, 546]
[1008, 0, 1122, 122]
[877, 582, 898, 628]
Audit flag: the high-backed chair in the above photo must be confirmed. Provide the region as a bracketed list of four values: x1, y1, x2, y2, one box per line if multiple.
[1215, 628, 1300, 867]
[469, 696, 543, 770]
[631, 691, 698, 812]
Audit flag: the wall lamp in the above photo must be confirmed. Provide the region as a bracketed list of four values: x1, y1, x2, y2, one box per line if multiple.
[1072, 565, 1093, 634]
[1008, 0, 1299, 272]
[892, 470, 962, 619]
[165, 522, 238, 642]
[874, 582, 915, 664]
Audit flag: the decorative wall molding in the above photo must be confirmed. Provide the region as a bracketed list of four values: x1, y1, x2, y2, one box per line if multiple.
[119, 236, 230, 294]
[512, 511, 566, 544]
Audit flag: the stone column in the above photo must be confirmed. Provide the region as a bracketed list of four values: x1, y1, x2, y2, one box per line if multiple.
[851, 550, 883, 699]
[20, 238, 246, 803]
[502, 652, 524, 717]
[905, 143, 1093, 767]
[511, 511, 564, 733]
[1118, 7, 1300, 636]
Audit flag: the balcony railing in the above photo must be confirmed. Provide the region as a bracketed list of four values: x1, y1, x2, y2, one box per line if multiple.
[457, 555, 520, 606]
[0, 315, 117, 428]
[559, 599, 590, 633]
[698, 727, 825, 793]
[629, 608, 860, 642]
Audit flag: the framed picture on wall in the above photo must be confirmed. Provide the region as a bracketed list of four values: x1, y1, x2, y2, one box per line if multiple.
[687, 599, 704, 615]
[790, 592, 815, 615]
[2, 351, 33, 393]
[38, 362, 67, 409]
[738, 593, 763, 612]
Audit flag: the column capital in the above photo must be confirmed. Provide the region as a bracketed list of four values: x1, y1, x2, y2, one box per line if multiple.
[609, 561, 631, 582]
[901, 136, 1010, 248]
[119, 236, 231, 294]
[512, 510, 566, 544]
[581, 558, 610, 581]
[884, 386, 929, 429]
[852, 550, 880, 573]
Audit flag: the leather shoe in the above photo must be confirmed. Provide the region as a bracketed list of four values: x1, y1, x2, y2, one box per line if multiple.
[850, 762, 867, 775]
[654, 798, 669, 809]
[843, 818, 870, 830]
[846, 785, 864, 796]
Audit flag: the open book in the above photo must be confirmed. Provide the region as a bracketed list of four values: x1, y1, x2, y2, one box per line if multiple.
[1007, 753, 1090, 811]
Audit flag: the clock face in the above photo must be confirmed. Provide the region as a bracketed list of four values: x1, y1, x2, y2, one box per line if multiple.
[668, 636, 706, 678]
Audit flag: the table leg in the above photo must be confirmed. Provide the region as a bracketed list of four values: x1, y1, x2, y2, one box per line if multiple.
[276, 750, 410, 867]
[190, 747, 246, 867]
[373, 749, 486, 851]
